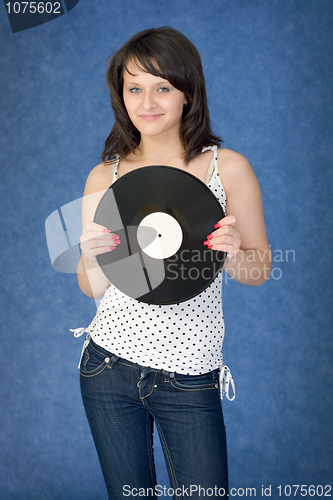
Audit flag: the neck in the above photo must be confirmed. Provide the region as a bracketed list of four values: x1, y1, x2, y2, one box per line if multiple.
[136, 134, 185, 165]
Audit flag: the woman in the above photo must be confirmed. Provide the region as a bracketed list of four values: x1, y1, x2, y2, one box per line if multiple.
[77, 27, 270, 499]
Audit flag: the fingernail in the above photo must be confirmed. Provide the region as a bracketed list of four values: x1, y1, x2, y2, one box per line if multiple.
[207, 234, 213, 240]
[110, 246, 116, 250]
[208, 244, 213, 249]
[112, 234, 120, 240]
[103, 228, 111, 233]
[203, 240, 210, 246]
[214, 223, 220, 229]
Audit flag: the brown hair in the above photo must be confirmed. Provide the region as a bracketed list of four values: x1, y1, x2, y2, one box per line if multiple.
[101, 27, 221, 165]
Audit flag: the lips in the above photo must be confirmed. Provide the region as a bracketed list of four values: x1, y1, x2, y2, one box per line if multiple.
[139, 114, 164, 121]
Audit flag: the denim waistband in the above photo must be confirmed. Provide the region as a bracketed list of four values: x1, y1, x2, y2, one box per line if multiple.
[72, 329, 235, 401]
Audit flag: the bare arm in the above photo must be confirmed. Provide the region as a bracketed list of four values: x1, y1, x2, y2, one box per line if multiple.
[208, 150, 271, 285]
[77, 163, 119, 298]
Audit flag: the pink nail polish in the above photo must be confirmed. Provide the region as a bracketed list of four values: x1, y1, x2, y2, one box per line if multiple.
[203, 240, 210, 246]
[207, 234, 213, 240]
[208, 244, 213, 249]
[103, 228, 111, 233]
[214, 223, 220, 229]
[110, 246, 116, 250]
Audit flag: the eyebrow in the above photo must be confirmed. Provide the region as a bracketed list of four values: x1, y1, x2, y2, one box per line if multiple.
[124, 79, 171, 86]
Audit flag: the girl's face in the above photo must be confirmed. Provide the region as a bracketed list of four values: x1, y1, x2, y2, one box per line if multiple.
[123, 60, 187, 141]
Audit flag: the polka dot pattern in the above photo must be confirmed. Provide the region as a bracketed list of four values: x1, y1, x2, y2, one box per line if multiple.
[89, 147, 227, 374]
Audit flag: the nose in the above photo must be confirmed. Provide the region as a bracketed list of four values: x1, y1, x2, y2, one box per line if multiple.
[142, 91, 157, 111]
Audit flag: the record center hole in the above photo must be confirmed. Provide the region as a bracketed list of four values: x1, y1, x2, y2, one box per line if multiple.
[158, 234, 162, 237]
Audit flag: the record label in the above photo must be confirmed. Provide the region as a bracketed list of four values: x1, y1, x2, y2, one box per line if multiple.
[137, 212, 183, 259]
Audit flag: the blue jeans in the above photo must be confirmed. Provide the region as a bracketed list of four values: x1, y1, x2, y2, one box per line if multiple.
[80, 338, 228, 499]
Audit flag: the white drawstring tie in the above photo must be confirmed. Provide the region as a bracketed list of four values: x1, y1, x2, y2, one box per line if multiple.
[70, 328, 91, 368]
[219, 365, 236, 401]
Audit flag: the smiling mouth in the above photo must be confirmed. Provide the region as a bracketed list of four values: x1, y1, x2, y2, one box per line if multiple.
[139, 114, 164, 121]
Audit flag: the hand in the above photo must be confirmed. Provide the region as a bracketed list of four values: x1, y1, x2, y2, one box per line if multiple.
[204, 215, 241, 260]
[80, 221, 121, 262]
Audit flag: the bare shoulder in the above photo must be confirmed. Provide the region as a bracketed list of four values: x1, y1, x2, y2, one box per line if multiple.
[217, 148, 259, 195]
[84, 161, 115, 195]
[218, 148, 254, 176]
[81, 162, 115, 227]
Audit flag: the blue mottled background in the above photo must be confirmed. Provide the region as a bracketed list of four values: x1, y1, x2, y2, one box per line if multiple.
[0, 1, 332, 498]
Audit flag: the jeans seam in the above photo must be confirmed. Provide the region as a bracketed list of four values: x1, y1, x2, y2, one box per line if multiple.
[145, 412, 157, 493]
[170, 380, 218, 391]
[117, 360, 139, 369]
[80, 344, 119, 378]
[140, 372, 158, 400]
[80, 363, 109, 378]
[153, 418, 181, 500]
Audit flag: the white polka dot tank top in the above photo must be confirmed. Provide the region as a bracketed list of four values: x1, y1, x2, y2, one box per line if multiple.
[87, 146, 227, 375]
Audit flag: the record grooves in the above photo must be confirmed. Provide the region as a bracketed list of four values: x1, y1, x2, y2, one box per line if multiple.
[94, 165, 226, 305]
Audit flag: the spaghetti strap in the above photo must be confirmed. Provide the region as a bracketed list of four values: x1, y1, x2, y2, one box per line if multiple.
[203, 146, 219, 184]
[111, 156, 120, 184]
[202, 145, 219, 170]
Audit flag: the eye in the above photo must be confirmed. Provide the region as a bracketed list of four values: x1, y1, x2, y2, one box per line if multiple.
[129, 87, 141, 93]
[157, 86, 170, 93]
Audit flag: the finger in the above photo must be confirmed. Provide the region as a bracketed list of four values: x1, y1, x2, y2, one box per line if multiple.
[85, 221, 113, 233]
[80, 240, 120, 260]
[89, 245, 118, 256]
[208, 234, 238, 246]
[209, 242, 239, 254]
[204, 230, 241, 258]
[80, 231, 121, 244]
[207, 243, 240, 261]
[204, 241, 239, 254]
[214, 215, 237, 229]
[206, 226, 239, 244]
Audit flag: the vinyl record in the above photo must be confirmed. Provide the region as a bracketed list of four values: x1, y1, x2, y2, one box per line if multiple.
[94, 166, 226, 305]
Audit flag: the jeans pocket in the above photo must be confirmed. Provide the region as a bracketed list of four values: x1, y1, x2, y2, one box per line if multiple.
[170, 370, 219, 391]
[80, 341, 116, 377]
